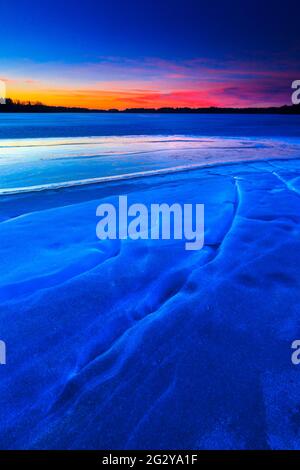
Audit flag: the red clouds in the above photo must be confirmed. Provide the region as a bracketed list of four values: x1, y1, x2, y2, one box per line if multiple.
[3, 55, 296, 109]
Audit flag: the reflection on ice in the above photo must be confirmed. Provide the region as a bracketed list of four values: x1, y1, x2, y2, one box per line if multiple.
[0, 135, 300, 194]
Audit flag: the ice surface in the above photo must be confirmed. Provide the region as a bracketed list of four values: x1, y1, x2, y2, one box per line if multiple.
[0, 155, 300, 449]
[1, 135, 300, 193]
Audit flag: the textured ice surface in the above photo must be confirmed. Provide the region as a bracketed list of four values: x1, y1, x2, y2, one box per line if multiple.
[0, 156, 300, 449]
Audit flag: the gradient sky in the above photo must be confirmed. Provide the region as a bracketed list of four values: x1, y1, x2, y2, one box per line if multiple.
[1, 0, 300, 109]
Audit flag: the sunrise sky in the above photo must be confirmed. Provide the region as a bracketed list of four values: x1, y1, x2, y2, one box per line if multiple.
[1, 0, 299, 109]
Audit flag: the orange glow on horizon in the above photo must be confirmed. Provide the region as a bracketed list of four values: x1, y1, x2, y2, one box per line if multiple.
[4, 56, 292, 110]
[7, 85, 217, 110]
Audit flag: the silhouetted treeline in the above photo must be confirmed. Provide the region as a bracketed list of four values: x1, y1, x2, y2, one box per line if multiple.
[0, 98, 103, 113]
[122, 105, 300, 114]
[1, 98, 300, 114]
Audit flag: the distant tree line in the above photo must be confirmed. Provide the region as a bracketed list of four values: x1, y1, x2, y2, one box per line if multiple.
[1, 98, 102, 113]
[1, 98, 300, 114]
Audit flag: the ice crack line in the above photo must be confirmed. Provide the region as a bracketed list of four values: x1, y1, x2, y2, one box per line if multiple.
[271, 171, 300, 198]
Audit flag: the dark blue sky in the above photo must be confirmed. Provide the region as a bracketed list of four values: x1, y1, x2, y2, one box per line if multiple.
[1, 0, 299, 62]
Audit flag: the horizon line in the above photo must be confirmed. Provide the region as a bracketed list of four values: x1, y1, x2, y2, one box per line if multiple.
[1, 97, 299, 113]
